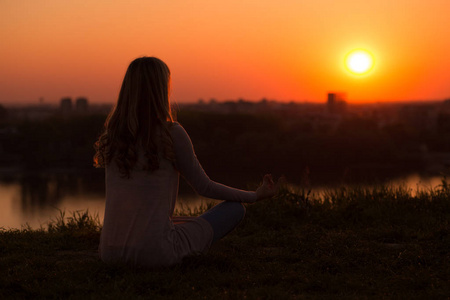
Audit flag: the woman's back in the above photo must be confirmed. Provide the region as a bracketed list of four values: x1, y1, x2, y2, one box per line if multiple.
[99, 123, 215, 267]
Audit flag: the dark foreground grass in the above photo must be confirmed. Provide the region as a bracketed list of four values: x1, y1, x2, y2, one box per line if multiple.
[1, 183, 449, 299]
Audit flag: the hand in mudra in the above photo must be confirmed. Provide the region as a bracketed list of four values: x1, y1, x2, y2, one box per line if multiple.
[256, 174, 280, 201]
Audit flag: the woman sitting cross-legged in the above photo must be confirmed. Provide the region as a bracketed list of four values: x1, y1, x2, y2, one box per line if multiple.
[94, 56, 279, 268]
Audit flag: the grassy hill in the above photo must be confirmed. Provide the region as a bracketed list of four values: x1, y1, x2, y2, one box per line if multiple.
[0, 182, 449, 299]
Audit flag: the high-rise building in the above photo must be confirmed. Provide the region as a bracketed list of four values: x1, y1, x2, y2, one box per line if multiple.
[75, 97, 89, 114]
[60, 97, 72, 114]
[327, 92, 347, 113]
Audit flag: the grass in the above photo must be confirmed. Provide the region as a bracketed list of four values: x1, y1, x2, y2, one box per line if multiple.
[0, 182, 449, 299]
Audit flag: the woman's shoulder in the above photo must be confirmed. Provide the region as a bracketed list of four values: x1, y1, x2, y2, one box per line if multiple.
[168, 121, 185, 134]
[170, 121, 181, 128]
[168, 122, 191, 144]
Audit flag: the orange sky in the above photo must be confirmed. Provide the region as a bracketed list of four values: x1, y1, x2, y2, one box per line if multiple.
[1, 0, 449, 104]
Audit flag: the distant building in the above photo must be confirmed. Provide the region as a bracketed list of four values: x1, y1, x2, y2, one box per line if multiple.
[75, 97, 89, 114]
[60, 97, 72, 114]
[0, 104, 8, 120]
[327, 92, 347, 114]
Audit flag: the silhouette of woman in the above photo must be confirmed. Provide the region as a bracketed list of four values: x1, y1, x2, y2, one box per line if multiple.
[94, 57, 277, 267]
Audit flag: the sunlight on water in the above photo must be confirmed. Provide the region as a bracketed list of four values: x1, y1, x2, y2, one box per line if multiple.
[0, 183, 22, 229]
[389, 173, 445, 193]
[0, 173, 446, 229]
[303, 173, 447, 200]
[0, 181, 214, 229]
[0, 181, 106, 230]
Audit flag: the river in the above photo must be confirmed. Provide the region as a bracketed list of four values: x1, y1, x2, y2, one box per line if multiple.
[0, 172, 446, 230]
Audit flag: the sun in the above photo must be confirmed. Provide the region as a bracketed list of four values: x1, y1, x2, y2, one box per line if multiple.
[345, 49, 374, 75]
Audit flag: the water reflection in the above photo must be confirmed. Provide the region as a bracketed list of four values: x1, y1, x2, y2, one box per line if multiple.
[19, 175, 63, 211]
[303, 173, 448, 200]
[17, 173, 104, 211]
[0, 172, 447, 229]
[0, 173, 213, 229]
[0, 172, 105, 229]
[390, 173, 447, 193]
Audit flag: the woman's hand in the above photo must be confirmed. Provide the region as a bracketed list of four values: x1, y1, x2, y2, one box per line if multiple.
[256, 174, 280, 201]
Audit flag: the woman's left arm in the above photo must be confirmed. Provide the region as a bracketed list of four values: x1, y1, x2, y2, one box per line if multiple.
[170, 123, 258, 203]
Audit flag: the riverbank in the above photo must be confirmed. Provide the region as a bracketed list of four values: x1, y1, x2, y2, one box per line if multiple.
[1, 184, 449, 299]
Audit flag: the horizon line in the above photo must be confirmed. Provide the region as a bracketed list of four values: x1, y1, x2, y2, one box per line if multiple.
[1, 97, 449, 108]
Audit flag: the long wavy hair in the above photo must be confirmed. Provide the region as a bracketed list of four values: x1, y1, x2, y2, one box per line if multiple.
[94, 57, 175, 178]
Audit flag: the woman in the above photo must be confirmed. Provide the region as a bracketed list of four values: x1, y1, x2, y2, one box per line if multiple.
[94, 57, 277, 268]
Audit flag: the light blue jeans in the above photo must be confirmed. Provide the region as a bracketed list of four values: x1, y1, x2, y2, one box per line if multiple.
[199, 201, 246, 244]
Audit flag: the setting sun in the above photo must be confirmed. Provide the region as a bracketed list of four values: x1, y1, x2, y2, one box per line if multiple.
[345, 49, 375, 75]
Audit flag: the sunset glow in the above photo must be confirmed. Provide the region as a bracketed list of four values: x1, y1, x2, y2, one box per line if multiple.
[1, 0, 450, 104]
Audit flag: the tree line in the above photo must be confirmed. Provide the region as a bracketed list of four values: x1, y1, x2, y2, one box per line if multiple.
[1, 108, 448, 186]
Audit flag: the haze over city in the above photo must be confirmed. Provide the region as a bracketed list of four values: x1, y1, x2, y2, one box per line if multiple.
[1, 0, 449, 105]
